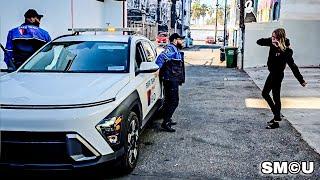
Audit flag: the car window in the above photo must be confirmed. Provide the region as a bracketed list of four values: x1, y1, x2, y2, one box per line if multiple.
[135, 42, 145, 70]
[142, 41, 156, 62]
[20, 41, 129, 73]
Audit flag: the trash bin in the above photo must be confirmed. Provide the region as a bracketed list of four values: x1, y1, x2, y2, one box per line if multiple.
[220, 48, 225, 61]
[225, 47, 238, 68]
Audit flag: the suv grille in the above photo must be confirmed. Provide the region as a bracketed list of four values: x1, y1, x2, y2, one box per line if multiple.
[0, 131, 97, 165]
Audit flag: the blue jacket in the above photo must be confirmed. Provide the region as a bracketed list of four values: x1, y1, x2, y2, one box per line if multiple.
[156, 43, 185, 83]
[4, 23, 51, 68]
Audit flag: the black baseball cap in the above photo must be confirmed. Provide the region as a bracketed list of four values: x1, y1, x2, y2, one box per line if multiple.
[169, 33, 185, 42]
[24, 9, 43, 19]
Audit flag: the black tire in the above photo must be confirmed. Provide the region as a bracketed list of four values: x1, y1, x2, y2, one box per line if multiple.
[118, 111, 140, 174]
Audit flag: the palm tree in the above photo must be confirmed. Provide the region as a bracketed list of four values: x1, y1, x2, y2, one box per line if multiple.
[207, 6, 214, 18]
[191, 2, 202, 24]
[200, 4, 208, 24]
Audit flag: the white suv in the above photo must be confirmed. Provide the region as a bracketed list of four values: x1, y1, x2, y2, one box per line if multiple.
[0, 33, 162, 173]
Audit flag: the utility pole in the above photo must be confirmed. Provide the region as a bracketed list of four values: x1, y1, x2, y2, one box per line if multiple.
[157, 0, 161, 34]
[142, 10, 146, 36]
[181, 0, 184, 36]
[239, 0, 245, 69]
[215, 0, 219, 43]
[170, 0, 176, 34]
[223, 0, 227, 47]
[168, 1, 172, 34]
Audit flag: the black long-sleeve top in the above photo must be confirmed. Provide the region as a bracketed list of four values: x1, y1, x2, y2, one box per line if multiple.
[257, 38, 305, 84]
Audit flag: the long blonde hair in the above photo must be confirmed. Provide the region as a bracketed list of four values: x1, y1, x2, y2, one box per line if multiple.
[273, 28, 287, 51]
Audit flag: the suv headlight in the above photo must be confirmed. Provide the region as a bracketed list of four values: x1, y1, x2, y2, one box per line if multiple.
[96, 116, 122, 145]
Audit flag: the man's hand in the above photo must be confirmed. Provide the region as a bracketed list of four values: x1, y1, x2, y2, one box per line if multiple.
[301, 81, 307, 87]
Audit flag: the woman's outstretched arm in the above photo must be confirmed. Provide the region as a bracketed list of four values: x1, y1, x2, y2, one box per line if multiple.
[257, 37, 272, 46]
[286, 48, 306, 85]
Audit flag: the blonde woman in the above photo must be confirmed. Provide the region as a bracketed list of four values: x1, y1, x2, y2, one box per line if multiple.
[257, 28, 307, 129]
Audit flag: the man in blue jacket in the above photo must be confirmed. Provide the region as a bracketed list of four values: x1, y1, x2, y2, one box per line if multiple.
[4, 9, 51, 69]
[156, 33, 185, 132]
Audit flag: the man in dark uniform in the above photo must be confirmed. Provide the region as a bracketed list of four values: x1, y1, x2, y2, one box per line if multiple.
[4, 9, 51, 69]
[156, 33, 185, 132]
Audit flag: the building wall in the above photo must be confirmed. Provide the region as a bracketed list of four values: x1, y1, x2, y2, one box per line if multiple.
[281, 0, 320, 20]
[244, 20, 320, 68]
[243, 21, 279, 68]
[0, 0, 68, 62]
[182, 0, 192, 36]
[72, 0, 105, 28]
[104, 0, 124, 27]
[0, 0, 123, 65]
[243, 0, 320, 68]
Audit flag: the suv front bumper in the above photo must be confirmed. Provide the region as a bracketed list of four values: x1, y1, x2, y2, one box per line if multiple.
[0, 131, 125, 171]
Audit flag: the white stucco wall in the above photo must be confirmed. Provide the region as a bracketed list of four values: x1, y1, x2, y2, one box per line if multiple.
[72, 0, 105, 28]
[0, 0, 123, 67]
[0, 0, 71, 66]
[243, 20, 320, 68]
[0, 0, 107, 41]
[104, 0, 124, 28]
[283, 20, 320, 66]
[0, 0, 69, 63]
[243, 0, 320, 68]
[243, 21, 279, 68]
[281, 0, 320, 20]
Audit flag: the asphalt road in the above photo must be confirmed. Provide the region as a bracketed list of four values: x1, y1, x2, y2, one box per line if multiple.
[120, 65, 320, 179]
[2, 48, 319, 179]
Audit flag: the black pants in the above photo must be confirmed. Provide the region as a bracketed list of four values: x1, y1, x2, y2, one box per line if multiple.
[162, 80, 180, 123]
[262, 73, 284, 120]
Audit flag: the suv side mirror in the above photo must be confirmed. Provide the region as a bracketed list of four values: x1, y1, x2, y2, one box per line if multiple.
[138, 62, 159, 73]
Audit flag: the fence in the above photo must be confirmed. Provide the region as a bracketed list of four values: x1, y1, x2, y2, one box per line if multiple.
[128, 21, 157, 40]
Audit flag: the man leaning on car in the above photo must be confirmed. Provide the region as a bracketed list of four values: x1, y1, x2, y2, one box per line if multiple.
[156, 33, 185, 132]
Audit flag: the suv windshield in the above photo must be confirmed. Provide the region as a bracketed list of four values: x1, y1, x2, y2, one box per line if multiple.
[19, 41, 129, 73]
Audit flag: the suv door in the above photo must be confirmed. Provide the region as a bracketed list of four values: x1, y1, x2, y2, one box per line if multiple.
[134, 41, 160, 125]
[141, 40, 161, 109]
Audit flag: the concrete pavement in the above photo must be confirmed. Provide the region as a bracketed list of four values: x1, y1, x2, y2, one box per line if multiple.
[130, 46, 320, 179]
[183, 45, 225, 67]
[246, 67, 320, 155]
[121, 64, 320, 179]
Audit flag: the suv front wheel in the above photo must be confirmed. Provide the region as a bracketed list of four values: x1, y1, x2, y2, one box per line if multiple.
[119, 111, 140, 173]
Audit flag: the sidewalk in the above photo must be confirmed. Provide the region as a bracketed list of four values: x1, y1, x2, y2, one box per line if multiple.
[246, 66, 320, 155]
[183, 48, 225, 67]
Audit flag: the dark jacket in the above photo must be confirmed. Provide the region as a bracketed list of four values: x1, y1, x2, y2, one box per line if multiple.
[4, 22, 51, 69]
[257, 38, 305, 84]
[156, 44, 185, 83]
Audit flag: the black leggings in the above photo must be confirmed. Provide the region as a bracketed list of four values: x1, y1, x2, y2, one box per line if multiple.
[262, 73, 284, 120]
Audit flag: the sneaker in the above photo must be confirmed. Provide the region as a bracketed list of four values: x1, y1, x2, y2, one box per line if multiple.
[267, 118, 282, 125]
[161, 122, 176, 132]
[267, 119, 275, 125]
[274, 118, 282, 122]
[169, 119, 177, 126]
[266, 122, 279, 129]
